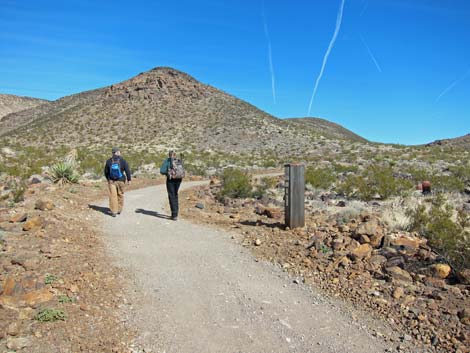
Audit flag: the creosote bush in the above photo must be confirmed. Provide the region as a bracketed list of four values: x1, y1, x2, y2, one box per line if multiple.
[219, 168, 252, 199]
[407, 194, 470, 271]
[305, 167, 336, 189]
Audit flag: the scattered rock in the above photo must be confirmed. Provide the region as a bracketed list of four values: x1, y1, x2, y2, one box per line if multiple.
[385, 266, 413, 283]
[390, 234, 426, 249]
[7, 322, 20, 336]
[22, 216, 44, 231]
[195, 203, 204, 210]
[254, 239, 262, 246]
[457, 269, 470, 285]
[430, 263, 451, 279]
[350, 244, 372, 260]
[9, 213, 27, 223]
[458, 308, 470, 325]
[392, 287, 404, 299]
[6, 336, 32, 350]
[28, 175, 44, 185]
[35, 199, 54, 211]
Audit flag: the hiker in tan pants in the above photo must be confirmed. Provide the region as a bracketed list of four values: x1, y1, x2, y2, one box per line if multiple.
[104, 147, 131, 217]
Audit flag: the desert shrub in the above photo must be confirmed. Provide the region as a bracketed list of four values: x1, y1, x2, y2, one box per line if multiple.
[219, 168, 252, 199]
[407, 194, 470, 271]
[10, 179, 27, 203]
[305, 167, 336, 189]
[35, 308, 66, 322]
[49, 161, 79, 185]
[252, 176, 278, 199]
[337, 166, 413, 201]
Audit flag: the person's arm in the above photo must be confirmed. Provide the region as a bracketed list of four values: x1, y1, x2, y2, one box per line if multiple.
[160, 159, 169, 175]
[104, 160, 110, 181]
[123, 159, 131, 182]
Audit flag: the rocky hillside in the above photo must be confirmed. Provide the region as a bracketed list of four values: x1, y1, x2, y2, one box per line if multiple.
[425, 133, 470, 149]
[0, 94, 48, 120]
[285, 117, 367, 143]
[0, 67, 365, 155]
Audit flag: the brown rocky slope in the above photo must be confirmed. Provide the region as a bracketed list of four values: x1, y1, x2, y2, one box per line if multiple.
[0, 67, 366, 155]
[0, 94, 49, 121]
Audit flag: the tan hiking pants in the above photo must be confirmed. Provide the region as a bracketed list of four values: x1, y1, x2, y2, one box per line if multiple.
[108, 180, 125, 214]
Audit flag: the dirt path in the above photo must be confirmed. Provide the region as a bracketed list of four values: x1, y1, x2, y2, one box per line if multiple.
[99, 181, 392, 353]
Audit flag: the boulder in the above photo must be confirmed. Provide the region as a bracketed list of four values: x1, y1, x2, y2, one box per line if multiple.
[350, 244, 372, 260]
[28, 175, 44, 185]
[458, 308, 470, 325]
[386, 266, 413, 282]
[457, 269, 470, 285]
[390, 234, 426, 249]
[34, 199, 54, 211]
[429, 264, 451, 279]
[6, 336, 32, 350]
[22, 216, 43, 231]
[392, 287, 404, 299]
[9, 213, 27, 223]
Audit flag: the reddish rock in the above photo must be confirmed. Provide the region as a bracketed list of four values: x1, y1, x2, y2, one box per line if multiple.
[34, 199, 54, 211]
[22, 216, 43, 231]
[386, 266, 413, 282]
[393, 287, 404, 299]
[9, 213, 27, 223]
[457, 269, 470, 285]
[430, 264, 451, 279]
[391, 234, 426, 249]
[22, 287, 54, 307]
[350, 244, 372, 260]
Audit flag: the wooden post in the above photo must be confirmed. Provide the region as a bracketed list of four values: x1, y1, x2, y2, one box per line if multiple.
[284, 163, 305, 228]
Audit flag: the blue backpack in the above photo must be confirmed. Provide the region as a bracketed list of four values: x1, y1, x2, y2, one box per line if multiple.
[110, 158, 123, 180]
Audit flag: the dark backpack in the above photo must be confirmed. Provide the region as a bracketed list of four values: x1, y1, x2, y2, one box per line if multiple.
[109, 158, 123, 180]
[169, 158, 185, 180]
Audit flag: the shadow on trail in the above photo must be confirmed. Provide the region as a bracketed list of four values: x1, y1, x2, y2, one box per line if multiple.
[135, 208, 172, 220]
[88, 204, 112, 216]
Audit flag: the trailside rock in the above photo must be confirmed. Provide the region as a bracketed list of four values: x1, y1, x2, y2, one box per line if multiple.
[386, 266, 413, 283]
[430, 264, 451, 279]
[9, 213, 27, 223]
[457, 269, 470, 285]
[350, 244, 372, 260]
[6, 336, 32, 350]
[34, 199, 54, 211]
[22, 216, 44, 231]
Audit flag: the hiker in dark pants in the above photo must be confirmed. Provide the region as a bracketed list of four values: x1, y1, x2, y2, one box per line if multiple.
[104, 147, 131, 217]
[160, 150, 184, 221]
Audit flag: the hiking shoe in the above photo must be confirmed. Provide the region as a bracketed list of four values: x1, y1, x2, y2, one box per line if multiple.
[111, 213, 117, 217]
[117, 211, 121, 215]
[171, 216, 178, 221]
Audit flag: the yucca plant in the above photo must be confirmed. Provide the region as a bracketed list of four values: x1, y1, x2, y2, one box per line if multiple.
[49, 161, 79, 185]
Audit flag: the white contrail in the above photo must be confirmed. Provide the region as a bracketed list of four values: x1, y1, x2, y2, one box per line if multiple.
[436, 69, 470, 102]
[307, 0, 346, 116]
[360, 35, 382, 73]
[262, 9, 276, 104]
[360, 1, 368, 16]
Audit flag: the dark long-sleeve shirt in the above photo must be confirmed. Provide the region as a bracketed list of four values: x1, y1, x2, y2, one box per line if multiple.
[104, 157, 131, 182]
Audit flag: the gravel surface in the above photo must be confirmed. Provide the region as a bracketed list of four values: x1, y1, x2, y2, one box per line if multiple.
[100, 181, 392, 353]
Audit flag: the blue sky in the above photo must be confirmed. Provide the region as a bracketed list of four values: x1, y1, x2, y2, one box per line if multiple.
[1, 0, 469, 145]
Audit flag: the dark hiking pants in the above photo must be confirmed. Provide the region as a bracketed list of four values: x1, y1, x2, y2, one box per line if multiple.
[166, 178, 182, 218]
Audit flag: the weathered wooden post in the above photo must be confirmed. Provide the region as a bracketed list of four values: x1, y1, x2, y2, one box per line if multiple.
[284, 163, 305, 228]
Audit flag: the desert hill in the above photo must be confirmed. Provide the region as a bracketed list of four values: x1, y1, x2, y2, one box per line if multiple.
[0, 94, 49, 121]
[0, 67, 365, 156]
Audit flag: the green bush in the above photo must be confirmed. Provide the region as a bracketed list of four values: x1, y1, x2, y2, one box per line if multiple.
[49, 161, 79, 185]
[219, 168, 252, 199]
[337, 166, 413, 201]
[35, 308, 66, 322]
[407, 194, 470, 271]
[305, 167, 336, 189]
